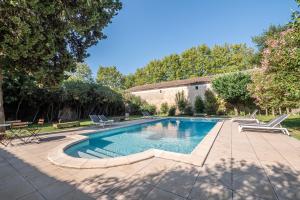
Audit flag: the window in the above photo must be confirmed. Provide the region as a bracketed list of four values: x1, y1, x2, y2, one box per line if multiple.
[160, 90, 162, 93]
[195, 86, 199, 90]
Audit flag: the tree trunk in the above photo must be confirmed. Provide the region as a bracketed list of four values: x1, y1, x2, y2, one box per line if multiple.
[279, 107, 282, 115]
[233, 107, 239, 116]
[272, 107, 275, 116]
[0, 71, 5, 132]
[15, 97, 24, 120]
[265, 108, 268, 116]
[286, 107, 289, 114]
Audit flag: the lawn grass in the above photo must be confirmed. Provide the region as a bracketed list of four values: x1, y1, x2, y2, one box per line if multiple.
[26, 115, 143, 134]
[256, 115, 300, 140]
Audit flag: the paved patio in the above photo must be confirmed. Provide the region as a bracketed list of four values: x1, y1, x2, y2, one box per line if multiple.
[0, 120, 299, 200]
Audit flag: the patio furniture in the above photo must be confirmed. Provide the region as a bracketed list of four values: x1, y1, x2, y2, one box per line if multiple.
[239, 114, 290, 135]
[0, 124, 12, 146]
[5, 121, 32, 144]
[89, 115, 105, 128]
[98, 115, 114, 126]
[231, 109, 258, 123]
[142, 111, 155, 119]
[25, 119, 44, 143]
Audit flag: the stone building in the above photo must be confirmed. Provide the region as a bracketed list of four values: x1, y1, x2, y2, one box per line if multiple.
[127, 77, 212, 110]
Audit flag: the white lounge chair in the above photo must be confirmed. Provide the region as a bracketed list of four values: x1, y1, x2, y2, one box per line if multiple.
[231, 109, 258, 123]
[142, 111, 154, 119]
[239, 114, 290, 135]
[98, 115, 114, 126]
[89, 115, 105, 127]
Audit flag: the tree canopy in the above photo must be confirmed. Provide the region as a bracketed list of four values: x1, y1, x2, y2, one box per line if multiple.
[212, 72, 252, 115]
[0, 0, 122, 123]
[248, 0, 300, 112]
[96, 66, 125, 90]
[125, 43, 255, 88]
[66, 63, 93, 82]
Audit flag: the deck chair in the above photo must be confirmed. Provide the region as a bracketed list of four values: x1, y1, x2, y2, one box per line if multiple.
[231, 109, 258, 123]
[26, 119, 44, 143]
[142, 111, 154, 119]
[98, 115, 114, 126]
[89, 115, 105, 128]
[0, 124, 12, 146]
[9, 122, 31, 144]
[239, 114, 290, 135]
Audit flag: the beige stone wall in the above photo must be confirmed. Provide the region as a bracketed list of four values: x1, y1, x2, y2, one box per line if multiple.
[131, 83, 211, 110]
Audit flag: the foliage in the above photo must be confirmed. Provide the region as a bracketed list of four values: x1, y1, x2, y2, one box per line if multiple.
[97, 66, 125, 90]
[204, 90, 218, 115]
[252, 25, 287, 51]
[184, 105, 194, 116]
[168, 106, 176, 116]
[0, 0, 122, 84]
[66, 63, 93, 82]
[212, 72, 253, 115]
[123, 94, 143, 115]
[160, 102, 169, 115]
[175, 91, 187, 114]
[249, 27, 300, 110]
[194, 96, 205, 113]
[123, 93, 156, 115]
[126, 44, 255, 87]
[3, 76, 124, 122]
[248, 1, 300, 111]
[124, 74, 136, 89]
[0, 0, 122, 123]
[141, 104, 156, 115]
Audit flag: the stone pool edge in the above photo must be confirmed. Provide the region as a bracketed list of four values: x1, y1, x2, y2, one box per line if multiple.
[48, 119, 224, 169]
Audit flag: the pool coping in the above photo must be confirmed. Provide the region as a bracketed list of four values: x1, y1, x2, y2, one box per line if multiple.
[48, 118, 224, 168]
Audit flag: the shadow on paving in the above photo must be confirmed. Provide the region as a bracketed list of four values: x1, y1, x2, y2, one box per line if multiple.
[0, 146, 95, 200]
[0, 145, 299, 200]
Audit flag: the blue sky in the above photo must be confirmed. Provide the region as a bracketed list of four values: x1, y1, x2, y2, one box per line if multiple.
[85, 0, 297, 76]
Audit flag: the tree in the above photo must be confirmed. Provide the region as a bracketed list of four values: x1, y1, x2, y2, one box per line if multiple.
[194, 96, 205, 113]
[66, 63, 93, 82]
[175, 91, 187, 114]
[251, 25, 287, 64]
[0, 1, 122, 124]
[212, 72, 252, 115]
[249, 27, 300, 111]
[96, 66, 124, 90]
[204, 90, 218, 115]
[160, 102, 169, 115]
[130, 43, 255, 86]
[124, 74, 136, 89]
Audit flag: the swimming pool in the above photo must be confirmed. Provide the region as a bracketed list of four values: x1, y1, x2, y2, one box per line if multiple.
[65, 118, 218, 159]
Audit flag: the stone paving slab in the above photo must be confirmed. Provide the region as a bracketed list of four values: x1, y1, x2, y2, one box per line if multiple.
[0, 119, 299, 199]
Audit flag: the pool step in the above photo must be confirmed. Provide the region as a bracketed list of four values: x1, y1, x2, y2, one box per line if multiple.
[78, 146, 122, 159]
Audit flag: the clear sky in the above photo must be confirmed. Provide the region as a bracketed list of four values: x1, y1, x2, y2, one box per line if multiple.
[85, 0, 298, 76]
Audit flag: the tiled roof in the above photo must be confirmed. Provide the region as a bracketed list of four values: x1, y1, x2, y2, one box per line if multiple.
[127, 76, 211, 92]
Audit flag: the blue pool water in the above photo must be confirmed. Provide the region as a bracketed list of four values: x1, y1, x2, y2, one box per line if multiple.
[65, 118, 218, 159]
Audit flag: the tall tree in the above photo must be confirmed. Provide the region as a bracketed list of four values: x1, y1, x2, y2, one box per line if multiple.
[0, 0, 122, 124]
[129, 43, 255, 87]
[96, 66, 124, 89]
[212, 72, 253, 115]
[66, 63, 93, 82]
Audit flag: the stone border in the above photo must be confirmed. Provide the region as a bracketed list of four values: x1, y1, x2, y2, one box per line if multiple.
[48, 118, 224, 168]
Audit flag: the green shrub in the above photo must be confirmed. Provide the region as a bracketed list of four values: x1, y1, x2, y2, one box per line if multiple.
[194, 96, 205, 113]
[142, 104, 156, 115]
[160, 102, 169, 114]
[184, 105, 194, 116]
[175, 91, 187, 114]
[168, 105, 176, 116]
[204, 90, 218, 115]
